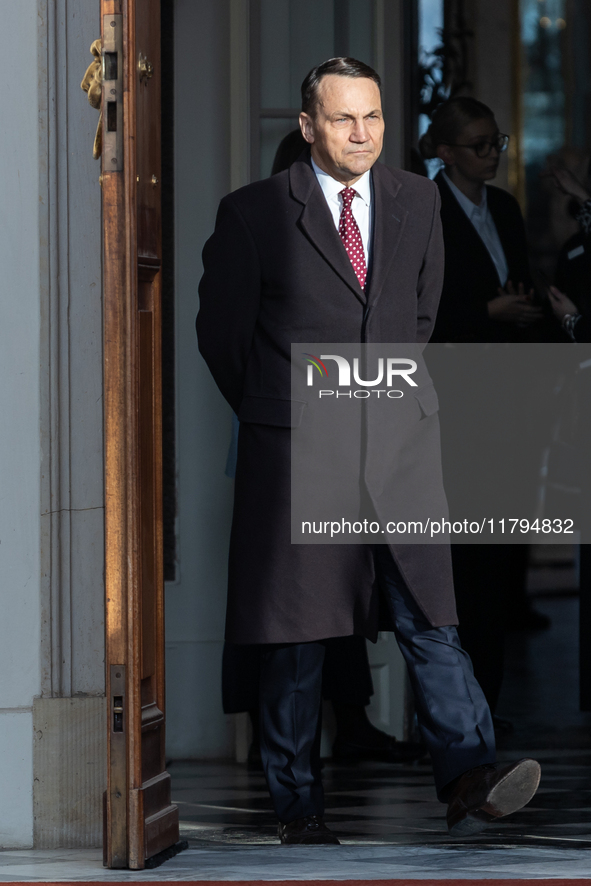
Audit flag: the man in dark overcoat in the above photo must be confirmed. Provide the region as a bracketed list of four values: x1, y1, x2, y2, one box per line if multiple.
[197, 57, 540, 843]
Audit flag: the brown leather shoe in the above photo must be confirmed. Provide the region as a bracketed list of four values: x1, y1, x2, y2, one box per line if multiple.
[278, 815, 340, 845]
[447, 758, 541, 836]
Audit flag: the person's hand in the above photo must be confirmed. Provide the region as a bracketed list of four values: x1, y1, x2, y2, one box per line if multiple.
[548, 285, 578, 321]
[540, 166, 590, 203]
[488, 281, 544, 325]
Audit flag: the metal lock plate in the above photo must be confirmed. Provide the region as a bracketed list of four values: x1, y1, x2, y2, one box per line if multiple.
[109, 664, 127, 867]
[102, 15, 123, 173]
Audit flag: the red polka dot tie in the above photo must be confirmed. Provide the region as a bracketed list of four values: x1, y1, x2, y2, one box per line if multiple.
[338, 187, 367, 290]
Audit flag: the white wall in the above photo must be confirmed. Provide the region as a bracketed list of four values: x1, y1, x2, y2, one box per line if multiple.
[34, 0, 105, 847]
[0, 0, 104, 848]
[0, 0, 42, 848]
[166, 0, 236, 758]
[37, 0, 104, 701]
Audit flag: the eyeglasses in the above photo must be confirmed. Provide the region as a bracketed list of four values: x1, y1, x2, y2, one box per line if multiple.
[446, 134, 510, 158]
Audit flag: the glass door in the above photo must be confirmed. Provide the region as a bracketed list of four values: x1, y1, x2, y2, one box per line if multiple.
[252, 0, 378, 180]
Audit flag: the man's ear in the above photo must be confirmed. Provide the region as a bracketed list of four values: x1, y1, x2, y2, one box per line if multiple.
[299, 112, 315, 144]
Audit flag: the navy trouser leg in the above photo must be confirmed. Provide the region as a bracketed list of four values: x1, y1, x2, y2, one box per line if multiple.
[259, 642, 325, 823]
[375, 546, 496, 800]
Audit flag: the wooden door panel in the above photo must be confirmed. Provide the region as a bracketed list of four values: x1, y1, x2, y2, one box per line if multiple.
[139, 308, 156, 682]
[102, 0, 178, 869]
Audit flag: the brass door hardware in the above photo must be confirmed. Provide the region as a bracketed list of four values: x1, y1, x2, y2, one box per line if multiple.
[138, 52, 154, 83]
[81, 39, 103, 159]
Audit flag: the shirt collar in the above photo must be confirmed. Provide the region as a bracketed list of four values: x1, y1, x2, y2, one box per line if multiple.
[442, 169, 486, 219]
[311, 157, 372, 206]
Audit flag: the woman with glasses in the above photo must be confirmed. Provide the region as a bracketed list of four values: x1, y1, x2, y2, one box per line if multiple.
[421, 96, 544, 342]
[419, 98, 550, 728]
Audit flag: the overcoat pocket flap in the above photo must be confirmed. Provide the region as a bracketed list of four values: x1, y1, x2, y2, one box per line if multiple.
[414, 384, 439, 417]
[238, 395, 307, 428]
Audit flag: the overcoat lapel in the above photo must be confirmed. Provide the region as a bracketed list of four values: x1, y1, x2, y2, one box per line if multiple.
[290, 158, 366, 305]
[365, 163, 408, 307]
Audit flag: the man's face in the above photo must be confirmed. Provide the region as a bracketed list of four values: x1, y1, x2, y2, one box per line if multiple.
[299, 75, 384, 185]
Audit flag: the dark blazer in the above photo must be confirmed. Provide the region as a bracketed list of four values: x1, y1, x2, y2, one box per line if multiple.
[197, 156, 457, 644]
[431, 171, 534, 343]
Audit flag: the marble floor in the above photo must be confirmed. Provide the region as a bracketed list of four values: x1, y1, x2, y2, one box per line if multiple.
[2, 844, 591, 881]
[3, 591, 591, 880]
[170, 748, 591, 851]
[168, 593, 591, 854]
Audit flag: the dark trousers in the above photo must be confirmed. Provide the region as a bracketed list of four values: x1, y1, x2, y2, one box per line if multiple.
[259, 546, 496, 823]
[222, 634, 374, 713]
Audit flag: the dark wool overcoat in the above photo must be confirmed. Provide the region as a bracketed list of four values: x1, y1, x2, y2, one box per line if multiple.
[197, 155, 457, 644]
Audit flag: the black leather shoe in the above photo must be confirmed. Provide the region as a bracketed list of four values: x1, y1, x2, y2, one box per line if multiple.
[447, 758, 541, 836]
[332, 735, 426, 764]
[278, 815, 340, 845]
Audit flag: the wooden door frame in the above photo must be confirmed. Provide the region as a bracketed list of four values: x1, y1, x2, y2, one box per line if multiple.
[102, 0, 136, 866]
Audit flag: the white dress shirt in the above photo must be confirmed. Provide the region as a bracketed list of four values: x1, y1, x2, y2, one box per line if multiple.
[442, 170, 509, 286]
[311, 157, 372, 265]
